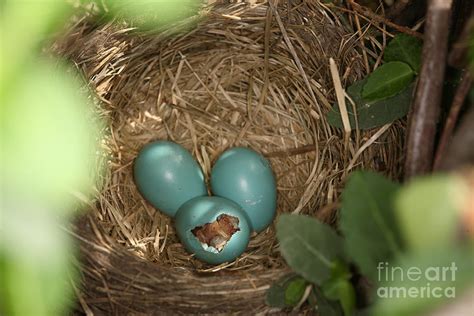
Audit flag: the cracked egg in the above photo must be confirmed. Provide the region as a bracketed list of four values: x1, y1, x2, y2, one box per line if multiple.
[175, 196, 251, 265]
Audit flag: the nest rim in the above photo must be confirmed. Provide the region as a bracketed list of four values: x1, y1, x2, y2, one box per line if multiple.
[56, 1, 406, 313]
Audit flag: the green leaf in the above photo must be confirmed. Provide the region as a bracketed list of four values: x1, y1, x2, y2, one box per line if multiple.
[395, 174, 465, 252]
[326, 79, 414, 130]
[362, 62, 415, 102]
[266, 274, 302, 308]
[1, 59, 102, 212]
[322, 260, 356, 316]
[372, 247, 474, 316]
[276, 214, 346, 285]
[102, 0, 200, 31]
[0, 0, 73, 98]
[0, 208, 77, 316]
[322, 278, 356, 316]
[340, 171, 403, 283]
[309, 286, 344, 316]
[285, 278, 308, 306]
[384, 34, 423, 73]
[354, 308, 372, 316]
[330, 259, 352, 280]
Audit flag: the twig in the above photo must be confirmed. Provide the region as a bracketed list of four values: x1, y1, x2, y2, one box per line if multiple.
[450, 0, 474, 45]
[349, 1, 423, 39]
[448, 17, 474, 68]
[439, 104, 474, 169]
[348, 1, 370, 73]
[433, 72, 472, 170]
[333, 5, 395, 38]
[404, 0, 453, 179]
[387, 0, 414, 20]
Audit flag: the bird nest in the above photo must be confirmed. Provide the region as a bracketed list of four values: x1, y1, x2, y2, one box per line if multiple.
[57, 1, 405, 313]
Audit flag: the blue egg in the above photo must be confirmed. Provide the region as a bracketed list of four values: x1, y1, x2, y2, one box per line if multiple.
[210, 147, 277, 232]
[175, 196, 251, 265]
[133, 141, 207, 217]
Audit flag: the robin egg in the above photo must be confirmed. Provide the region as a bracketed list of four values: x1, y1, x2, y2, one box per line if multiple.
[210, 147, 277, 232]
[175, 196, 251, 265]
[133, 141, 207, 217]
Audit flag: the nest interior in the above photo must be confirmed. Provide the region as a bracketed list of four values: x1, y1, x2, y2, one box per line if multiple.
[57, 1, 405, 313]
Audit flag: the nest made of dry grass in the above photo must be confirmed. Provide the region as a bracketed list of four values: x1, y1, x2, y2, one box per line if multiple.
[56, 0, 405, 313]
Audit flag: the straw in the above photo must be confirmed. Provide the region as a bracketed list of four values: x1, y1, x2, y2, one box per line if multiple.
[53, 1, 405, 313]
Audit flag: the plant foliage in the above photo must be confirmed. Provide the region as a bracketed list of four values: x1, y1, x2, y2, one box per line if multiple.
[327, 79, 414, 130]
[383, 34, 423, 73]
[340, 171, 403, 283]
[276, 214, 346, 285]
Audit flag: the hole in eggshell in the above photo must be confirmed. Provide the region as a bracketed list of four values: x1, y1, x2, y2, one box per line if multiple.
[191, 214, 240, 252]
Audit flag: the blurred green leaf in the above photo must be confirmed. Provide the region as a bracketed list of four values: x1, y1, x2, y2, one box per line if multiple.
[354, 308, 372, 316]
[101, 0, 201, 31]
[372, 247, 474, 316]
[340, 171, 403, 283]
[0, 0, 72, 98]
[0, 206, 77, 316]
[362, 62, 415, 102]
[322, 260, 356, 316]
[266, 273, 300, 308]
[309, 286, 344, 316]
[276, 214, 346, 285]
[322, 278, 356, 316]
[285, 277, 308, 307]
[1, 59, 101, 212]
[330, 259, 352, 280]
[395, 174, 465, 252]
[326, 79, 413, 130]
[384, 34, 423, 73]
[0, 2, 205, 316]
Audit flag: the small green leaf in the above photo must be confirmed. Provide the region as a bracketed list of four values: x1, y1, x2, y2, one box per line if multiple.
[285, 278, 308, 306]
[321, 260, 355, 316]
[276, 214, 346, 285]
[340, 171, 403, 283]
[395, 174, 464, 252]
[326, 79, 413, 130]
[330, 259, 352, 280]
[322, 278, 356, 316]
[309, 286, 344, 316]
[384, 34, 423, 73]
[265, 273, 302, 308]
[266, 274, 294, 308]
[362, 62, 415, 102]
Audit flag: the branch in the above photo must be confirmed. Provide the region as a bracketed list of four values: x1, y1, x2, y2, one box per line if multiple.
[449, 17, 474, 68]
[433, 72, 472, 170]
[404, 0, 453, 179]
[348, 1, 423, 39]
[438, 102, 474, 171]
[387, 0, 413, 20]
